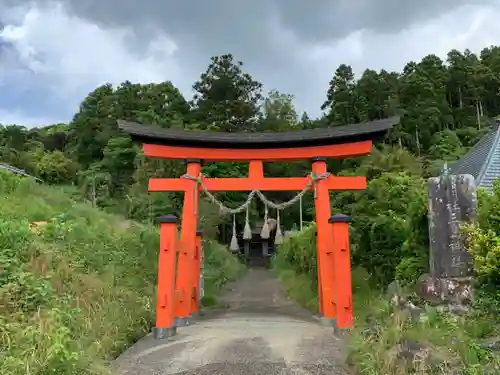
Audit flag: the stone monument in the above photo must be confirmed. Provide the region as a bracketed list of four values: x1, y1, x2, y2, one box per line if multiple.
[421, 173, 477, 305]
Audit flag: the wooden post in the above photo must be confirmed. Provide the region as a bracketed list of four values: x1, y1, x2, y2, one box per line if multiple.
[262, 240, 269, 257]
[312, 157, 334, 320]
[174, 159, 201, 326]
[190, 231, 203, 318]
[329, 214, 353, 329]
[199, 236, 205, 303]
[243, 240, 250, 263]
[153, 215, 178, 339]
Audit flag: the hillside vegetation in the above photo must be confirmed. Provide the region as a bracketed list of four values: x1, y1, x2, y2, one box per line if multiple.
[2, 47, 500, 233]
[3, 44, 500, 374]
[273, 173, 500, 374]
[0, 170, 243, 375]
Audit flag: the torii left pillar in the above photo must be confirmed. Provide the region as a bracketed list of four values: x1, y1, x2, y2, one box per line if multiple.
[153, 215, 179, 340]
[329, 214, 354, 329]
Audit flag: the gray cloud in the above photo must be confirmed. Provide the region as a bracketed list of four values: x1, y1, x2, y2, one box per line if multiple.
[272, 0, 488, 42]
[0, 0, 496, 123]
[47, 0, 483, 112]
[6, 0, 487, 42]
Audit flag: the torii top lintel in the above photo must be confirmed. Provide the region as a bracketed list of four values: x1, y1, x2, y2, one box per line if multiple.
[118, 117, 398, 162]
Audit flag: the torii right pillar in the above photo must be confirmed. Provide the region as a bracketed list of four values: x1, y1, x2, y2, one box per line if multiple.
[329, 214, 354, 329]
[312, 157, 332, 319]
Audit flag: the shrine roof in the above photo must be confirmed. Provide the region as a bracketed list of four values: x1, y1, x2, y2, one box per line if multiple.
[117, 117, 399, 149]
[448, 119, 500, 191]
[0, 162, 41, 182]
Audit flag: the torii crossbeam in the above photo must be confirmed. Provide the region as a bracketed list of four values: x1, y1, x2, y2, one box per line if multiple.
[119, 117, 397, 338]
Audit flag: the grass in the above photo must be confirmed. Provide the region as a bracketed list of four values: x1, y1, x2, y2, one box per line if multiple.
[201, 239, 246, 307]
[0, 171, 244, 375]
[272, 229, 318, 312]
[346, 286, 500, 374]
[272, 225, 319, 312]
[272, 224, 500, 375]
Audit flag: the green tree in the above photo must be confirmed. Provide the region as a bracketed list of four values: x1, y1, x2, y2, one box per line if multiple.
[98, 136, 137, 198]
[36, 151, 78, 184]
[322, 64, 358, 125]
[259, 90, 299, 132]
[191, 54, 263, 132]
[68, 84, 116, 169]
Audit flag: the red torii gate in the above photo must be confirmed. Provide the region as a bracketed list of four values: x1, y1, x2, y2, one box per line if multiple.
[119, 117, 397, 339]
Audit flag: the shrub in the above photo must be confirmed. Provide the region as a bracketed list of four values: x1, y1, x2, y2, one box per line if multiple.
[272, 224, 318, 311]
[463, 182, 500, 287]
[334, 171, 428, 286]
[36, 151, 78, 184]
[395, 256, 426, 287]
[202, 239, 245, 306]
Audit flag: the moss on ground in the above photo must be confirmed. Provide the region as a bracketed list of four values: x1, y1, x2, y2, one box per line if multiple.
[0, 171, 243, 375]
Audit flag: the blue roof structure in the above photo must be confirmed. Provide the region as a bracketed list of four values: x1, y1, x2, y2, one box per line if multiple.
[0, 162, 41, 181]
[448, 120, 500, 191]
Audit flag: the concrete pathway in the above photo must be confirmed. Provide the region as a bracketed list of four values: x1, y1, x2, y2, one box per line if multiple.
[115, 268, 351, 375]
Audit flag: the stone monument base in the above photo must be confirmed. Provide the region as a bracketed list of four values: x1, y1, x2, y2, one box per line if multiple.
[417, 274, 473, 305]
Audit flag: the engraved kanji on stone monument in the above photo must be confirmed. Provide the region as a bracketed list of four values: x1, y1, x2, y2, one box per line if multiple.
[428, 174, 476, 278]
[423, 173, 476, 304]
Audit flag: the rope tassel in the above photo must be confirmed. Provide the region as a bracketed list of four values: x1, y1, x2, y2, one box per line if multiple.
[260, 204, 270, 240]
[243, 205, 252, 240]
[229, 214, 239, 252]
[274, 209, 283, 245]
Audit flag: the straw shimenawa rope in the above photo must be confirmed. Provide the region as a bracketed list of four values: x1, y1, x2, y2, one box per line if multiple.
[182, 172, 330, 246]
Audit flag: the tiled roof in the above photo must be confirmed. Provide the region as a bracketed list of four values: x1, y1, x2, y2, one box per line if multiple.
[117, 117, 399, 149]
[448, 120, 500, 191]
[0, 163, 41, 181]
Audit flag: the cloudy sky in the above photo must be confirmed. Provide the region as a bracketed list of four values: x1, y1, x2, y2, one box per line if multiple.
[0, 0, 498, 128]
